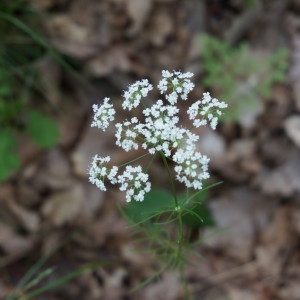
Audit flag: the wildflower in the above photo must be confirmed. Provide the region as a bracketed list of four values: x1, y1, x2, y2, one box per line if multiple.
[91, 97, 115, 131]
[117, 165, 151, 202]
[173, 149, 210, 190]
[89, 70, 228, 202]
[115, 117, 140, 152]
[123, 79, 153, 110]
[140, 100, 180, 156]
[88, 155, 118, 191]
[157, 70, 195, 104]
[187, 92, 228, 130]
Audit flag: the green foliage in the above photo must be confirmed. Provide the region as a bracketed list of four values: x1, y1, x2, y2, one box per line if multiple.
[125, 189, 174, 223]
[0, 129, 20, 181]
[122, 186, 216, 295]
[6, 231, 104, 300]
[180, 191, 215, 228]
[125, 188, 214, 228]
[13, 263, 103, 300]
[199, 34, 288, 124]
[0, 1, 60, 181]
[26, 110, 59, 148]
[244, 0, 256, 7]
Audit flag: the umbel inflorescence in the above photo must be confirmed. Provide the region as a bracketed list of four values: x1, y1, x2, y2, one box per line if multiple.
[89, 70, 227, 202]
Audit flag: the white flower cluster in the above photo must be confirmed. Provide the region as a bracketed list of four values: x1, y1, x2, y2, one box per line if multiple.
[89, 71, 227, 202]
[140, 99, 180, 156]
[173, 149, 210, 190]
[91, 97, 115, 131]
[157, 70, 195, 104]
[118, 165, 151, 202]
[187, 92, 228, 130]
[88, 155, 118, 191]
[115, 117, 139, 152]
[123, 79, 153, 110]
[89, 156, 148, 202]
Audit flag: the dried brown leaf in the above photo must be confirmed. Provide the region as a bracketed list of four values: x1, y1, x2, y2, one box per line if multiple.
[42, 184, 84, 226]
[260, 151, 300, 196]
[204, 187, 276, 261]
[126, 0, 153, 36]
[7, 200, 40, 232]
[284, 115, 300, 148]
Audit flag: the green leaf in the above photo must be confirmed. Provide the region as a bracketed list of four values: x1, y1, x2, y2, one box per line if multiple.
[125, 189, 174, 223]
[0, 129, 20, 181]
[0, 99, 23, 124]
[181, 191, 215, 228]
[182, 204, 214, 228]
[7, 232, 79, 300]
[0, 84, 11, 96]
[26, 110, 59, 148]
[19, 263, 104, 300]
[244, 0, 256, 7]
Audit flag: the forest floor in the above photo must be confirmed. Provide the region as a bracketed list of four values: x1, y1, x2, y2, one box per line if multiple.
[1, 0, 300, 299]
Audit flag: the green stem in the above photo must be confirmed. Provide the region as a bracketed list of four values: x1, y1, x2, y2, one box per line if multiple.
[160, 154, 178, 204]
[160, 153, 190, 299]
[117, 152, 150, 168]
[179, 262, 190, 300]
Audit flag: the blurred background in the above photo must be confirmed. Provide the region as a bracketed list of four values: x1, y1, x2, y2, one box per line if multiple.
[0, 0, 299, 299]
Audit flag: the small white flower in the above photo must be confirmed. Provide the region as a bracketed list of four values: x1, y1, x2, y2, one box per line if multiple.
[158, 70, 195, 104]
[115, 117, 140, 152]
[88, 155, 118, 191]
[188, 92, 227, 130]
[117, 165, 151, 202]
[91, 97, 115, 131]
[173, 149, 210, 190]
[166, 92, 178, 105]
[123, 79, 153, 110]
[162, 70, 172, 78]
[140, 100, 180, 156]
